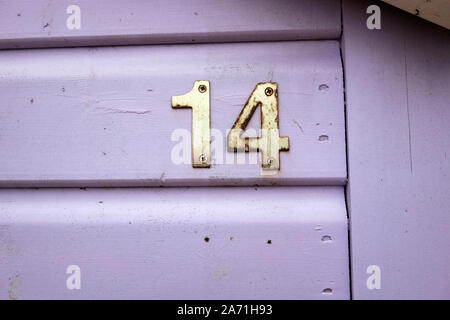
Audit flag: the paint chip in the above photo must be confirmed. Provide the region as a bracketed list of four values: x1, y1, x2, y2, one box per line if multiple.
[322, 288, 333, 295]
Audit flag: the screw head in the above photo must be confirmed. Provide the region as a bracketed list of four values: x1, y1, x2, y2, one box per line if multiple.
[265, 87, 274, 96]
[267, 157, 275, 166]
[198, 84, 207, 93]
[199, 154, 208, 163]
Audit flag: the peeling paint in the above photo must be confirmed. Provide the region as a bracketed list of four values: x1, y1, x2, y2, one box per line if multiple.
[212, 264, 231, 280]
[8, 273, 22, 300]
[94, 106, 152, 115]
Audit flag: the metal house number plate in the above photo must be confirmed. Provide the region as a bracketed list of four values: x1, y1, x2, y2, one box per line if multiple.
[172, 81, 290, 172]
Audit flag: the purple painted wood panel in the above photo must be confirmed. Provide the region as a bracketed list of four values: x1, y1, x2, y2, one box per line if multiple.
[343, 0, 450, 299]
[0, 187, 349, 299]
[0, 41, 346, 187]
[0, 0, 341, 49]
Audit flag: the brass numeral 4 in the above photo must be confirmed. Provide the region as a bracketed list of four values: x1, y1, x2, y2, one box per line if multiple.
[227, 82, 289, 171]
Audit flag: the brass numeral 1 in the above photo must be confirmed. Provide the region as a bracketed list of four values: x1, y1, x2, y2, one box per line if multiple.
[227, 82, 289, 171]
[172, 81, 211, 168]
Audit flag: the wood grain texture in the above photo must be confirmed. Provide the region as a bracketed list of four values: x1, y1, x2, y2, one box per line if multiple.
[0, 0, 341, 49]
[343, 0, 450, 299]
[0, 187, 349, 299]
[0, 41, 346, 187]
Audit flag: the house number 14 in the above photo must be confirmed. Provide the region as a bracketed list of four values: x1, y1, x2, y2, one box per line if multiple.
[172, 81, 290, 171]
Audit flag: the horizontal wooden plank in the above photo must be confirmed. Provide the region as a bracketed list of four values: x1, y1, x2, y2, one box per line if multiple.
[0, 41, 346, 187]
[0, 0, 341, 49]
[0, 186, 349, 299]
